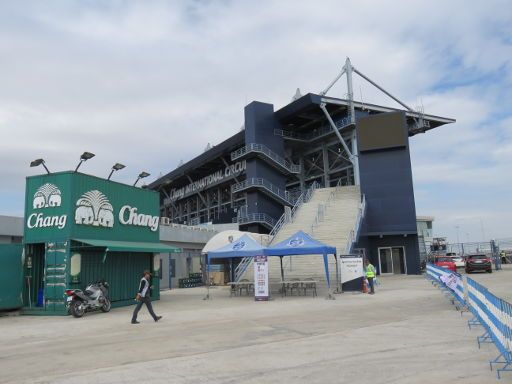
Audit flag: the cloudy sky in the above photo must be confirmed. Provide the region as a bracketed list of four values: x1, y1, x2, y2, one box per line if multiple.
[0, 0, 510, 242]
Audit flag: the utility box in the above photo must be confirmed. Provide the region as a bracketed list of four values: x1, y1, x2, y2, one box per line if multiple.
[0, 244, 23, 311]
[22, 171, 181, 315]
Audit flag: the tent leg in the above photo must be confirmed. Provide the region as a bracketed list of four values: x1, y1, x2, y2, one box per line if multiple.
[323, 253, 335, 300]
[280, 256, 285, 297]
[334, 254, 341, 294]
[203, 254, 210, 300]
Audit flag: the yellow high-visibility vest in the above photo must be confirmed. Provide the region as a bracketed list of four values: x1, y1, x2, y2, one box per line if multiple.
[365, 264, 376, 278]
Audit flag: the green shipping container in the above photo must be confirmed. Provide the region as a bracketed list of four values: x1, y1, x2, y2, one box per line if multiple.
[21, 171, 181, 315]
[0, 244, 23, 310]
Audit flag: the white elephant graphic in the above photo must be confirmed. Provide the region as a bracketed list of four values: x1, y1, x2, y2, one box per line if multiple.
[98, 209, 114, 228]
[48, 194, 61, 207]
[33, 183, 62, 209]
[33, 195, 45, 209]
[75, 205, 94, 225]
[74, 190, 114, 228]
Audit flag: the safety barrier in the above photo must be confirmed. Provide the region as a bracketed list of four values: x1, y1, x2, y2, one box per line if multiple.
[425, 263, 512, 379]
[426, 264, 467, 309]
[467, 278, 512, 378]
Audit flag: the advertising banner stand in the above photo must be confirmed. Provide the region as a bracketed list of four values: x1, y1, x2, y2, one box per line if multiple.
[339, 255, 364, 292]
[254, 255, 269, 301]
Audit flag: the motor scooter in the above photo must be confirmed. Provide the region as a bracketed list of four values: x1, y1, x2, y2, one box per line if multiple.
[65, 280, 111, 318]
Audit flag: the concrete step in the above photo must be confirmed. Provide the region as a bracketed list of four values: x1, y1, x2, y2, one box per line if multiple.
[242, 185, 361, 286]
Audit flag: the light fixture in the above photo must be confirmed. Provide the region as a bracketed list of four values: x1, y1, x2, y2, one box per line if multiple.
[107, 163, 126, 180]
[133, 171, 150, 186]
[30, 158, 50, 174]
[75, 152, 95, 172]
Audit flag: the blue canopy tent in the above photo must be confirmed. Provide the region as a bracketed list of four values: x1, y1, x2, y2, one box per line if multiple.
[204, 234, 268, 299]
[266, 231, 337, 299]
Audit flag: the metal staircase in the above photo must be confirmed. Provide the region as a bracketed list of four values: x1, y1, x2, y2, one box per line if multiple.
[233, 182, 319, 282]
[231, 143, 300, 174]
[239, 184, 362, 286]
[344, 195, 366, 254]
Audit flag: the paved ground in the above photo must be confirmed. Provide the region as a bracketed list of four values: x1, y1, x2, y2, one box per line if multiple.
[1, 271, 511, 384]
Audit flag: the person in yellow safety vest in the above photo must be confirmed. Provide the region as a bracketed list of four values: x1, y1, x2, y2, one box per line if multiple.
[364, 259, 376, 295]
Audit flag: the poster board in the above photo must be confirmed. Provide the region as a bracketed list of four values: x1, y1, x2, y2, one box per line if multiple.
[253, 255, 269, 301]
[339, 256, 364, 292]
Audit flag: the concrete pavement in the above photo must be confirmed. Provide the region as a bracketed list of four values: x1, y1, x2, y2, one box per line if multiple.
[0, 273, 510, 384]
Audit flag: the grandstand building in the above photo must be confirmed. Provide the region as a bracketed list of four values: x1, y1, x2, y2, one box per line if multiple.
[149, 59, 455, 276]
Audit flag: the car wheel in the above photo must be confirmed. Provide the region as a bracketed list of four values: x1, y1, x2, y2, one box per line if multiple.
[487, 269, 492, 273]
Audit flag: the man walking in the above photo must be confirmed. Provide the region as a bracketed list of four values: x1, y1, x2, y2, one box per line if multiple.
[364, 259, 377, 295]
[131, 270, 162, 324]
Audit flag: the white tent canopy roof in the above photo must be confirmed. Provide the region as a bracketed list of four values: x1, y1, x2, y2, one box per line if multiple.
[201, 230, 270, 254]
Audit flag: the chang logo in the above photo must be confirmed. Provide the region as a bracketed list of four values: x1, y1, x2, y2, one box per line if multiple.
[232, 241, 246, 251]
[75, 190, 114, 228]
[33, 183, 62, 209]
[287, 237, 304, 247]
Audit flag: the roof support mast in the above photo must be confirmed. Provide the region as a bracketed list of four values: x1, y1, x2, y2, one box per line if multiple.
[318, 57, 429, 186]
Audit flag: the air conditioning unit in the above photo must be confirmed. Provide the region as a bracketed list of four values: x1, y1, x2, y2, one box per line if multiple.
[160, 217, 170, 226]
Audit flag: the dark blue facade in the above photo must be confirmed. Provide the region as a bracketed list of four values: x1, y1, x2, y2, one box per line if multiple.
[243, 102, 286, 232]
[356, 112, 420, 274]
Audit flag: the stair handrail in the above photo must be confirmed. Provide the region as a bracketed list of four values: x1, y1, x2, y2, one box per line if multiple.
[231, 143, 301, 173]
[311, 178, 346, 233]
[232, 178, 296, 205]
[344, 194, 366, 254]
[268, 181, 319, 239]
[234, 181, 319, 282]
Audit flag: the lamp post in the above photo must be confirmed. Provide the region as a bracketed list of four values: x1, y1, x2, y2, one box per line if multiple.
[30, 158, 50, 174]
[107, 163, 126, 180]
[133, 171, 150, 186]
[74, 152, 95, 172]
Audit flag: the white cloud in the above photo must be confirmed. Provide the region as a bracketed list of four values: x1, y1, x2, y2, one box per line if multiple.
[0, 0, 511, 241]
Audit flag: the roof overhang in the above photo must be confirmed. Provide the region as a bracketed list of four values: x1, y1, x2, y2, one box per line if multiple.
[275, 93, 455, 135]
[73, 239, 182, 253]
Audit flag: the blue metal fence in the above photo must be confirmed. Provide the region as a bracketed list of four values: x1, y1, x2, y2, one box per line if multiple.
[426, 264, 512, 379]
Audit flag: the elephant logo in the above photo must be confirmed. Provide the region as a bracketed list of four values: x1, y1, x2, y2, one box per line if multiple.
[287, 237, 304, 247]
[232, 241, 246, 251]
[75, 190, 114, 228]
[33, 183, 62, 209]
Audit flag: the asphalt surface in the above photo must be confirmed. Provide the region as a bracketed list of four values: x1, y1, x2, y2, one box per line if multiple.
[1, 270, 511, 384]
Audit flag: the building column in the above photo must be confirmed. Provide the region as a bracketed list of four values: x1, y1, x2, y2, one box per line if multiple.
[299, 157, 305, 193]
[351, 129, 360, 186]
[322, 146, 330, 187]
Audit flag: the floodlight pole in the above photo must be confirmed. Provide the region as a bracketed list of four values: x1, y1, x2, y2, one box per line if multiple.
[41, 163, 50, 174]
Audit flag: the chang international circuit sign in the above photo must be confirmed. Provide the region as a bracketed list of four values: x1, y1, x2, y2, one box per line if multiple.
[168, 160, 246, 202]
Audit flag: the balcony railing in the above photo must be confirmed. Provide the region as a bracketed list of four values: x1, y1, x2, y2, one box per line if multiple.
[274, 116, 354, 142]
[231, 178, 295, 205]
[233, 213, 277, 229]
[231, 143, 300, 174]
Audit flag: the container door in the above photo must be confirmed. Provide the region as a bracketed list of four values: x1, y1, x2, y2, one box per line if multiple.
[45, 242, 68, 313]
[23, 244, 45, 308]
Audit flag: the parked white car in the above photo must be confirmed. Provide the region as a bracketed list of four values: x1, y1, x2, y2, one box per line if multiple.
[450, 255, 465, 268]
